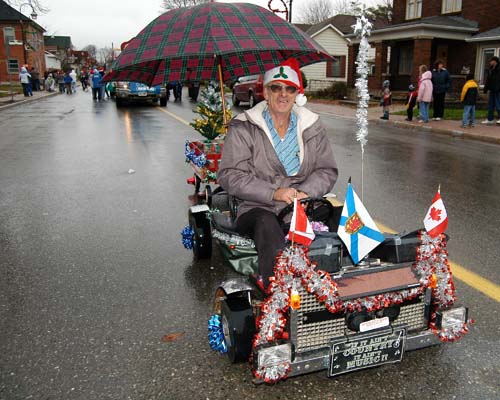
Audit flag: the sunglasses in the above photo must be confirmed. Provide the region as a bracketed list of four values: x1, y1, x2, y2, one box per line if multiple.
[268, 84, 298, 94]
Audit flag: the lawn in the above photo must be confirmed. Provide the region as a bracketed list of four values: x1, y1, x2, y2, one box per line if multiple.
[0, 83, 23, 97]
[394, 106, 489, 120]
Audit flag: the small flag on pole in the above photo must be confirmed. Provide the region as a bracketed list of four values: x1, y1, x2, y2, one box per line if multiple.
[423, 188, 448, 238]
[337, 182, 385, 264]
[286, 198, 315, 246]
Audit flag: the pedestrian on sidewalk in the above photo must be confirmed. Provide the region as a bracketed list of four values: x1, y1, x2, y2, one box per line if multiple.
[80, 70, 89, 91]
[64, 71, 73, 94]
[405, 84, 418, 121]
[44, 73, 55, 92]
[379, 80, 392, 120]
[30, 67, 41, 91]
[460, 73, 478, 128]
[70, 69, 77, 93]
[56, 70, 65, 93]
[18, 66, 32, 97]
[481, 56, 500, 125]
[431, 60, 451, 120]
[417, 65, 433, 123]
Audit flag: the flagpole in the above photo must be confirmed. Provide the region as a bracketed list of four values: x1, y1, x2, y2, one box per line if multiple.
[291, 190, 297, 247]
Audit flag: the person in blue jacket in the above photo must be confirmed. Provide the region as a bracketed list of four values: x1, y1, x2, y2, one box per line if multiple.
[91, 68, 103, 101]
[431, 60, 451, 120]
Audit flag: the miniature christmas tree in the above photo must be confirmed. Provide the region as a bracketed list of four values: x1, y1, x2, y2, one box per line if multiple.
[190, 81, 232, 141]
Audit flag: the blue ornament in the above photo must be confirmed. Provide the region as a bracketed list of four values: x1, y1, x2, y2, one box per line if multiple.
[208, 314, 227, 354]
[181, 225, 194, 249]
[184, 141, 207, 168]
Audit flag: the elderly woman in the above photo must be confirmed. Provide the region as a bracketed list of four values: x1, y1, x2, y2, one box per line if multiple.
[44, 73, 55, 92]
[218, 58, 338, 289]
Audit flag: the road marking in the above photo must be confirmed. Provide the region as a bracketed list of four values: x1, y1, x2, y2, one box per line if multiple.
[157, 107, 191, 126]
[161, 109, 500, 302]
[329, 198, 500, 302]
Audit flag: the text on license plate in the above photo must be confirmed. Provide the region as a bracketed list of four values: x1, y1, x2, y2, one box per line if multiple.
[329, 327, 406, 377]
[138, 92, 147, 96]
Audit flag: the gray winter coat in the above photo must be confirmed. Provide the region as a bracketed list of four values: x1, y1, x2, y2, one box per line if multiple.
[218, 101, 338, 218]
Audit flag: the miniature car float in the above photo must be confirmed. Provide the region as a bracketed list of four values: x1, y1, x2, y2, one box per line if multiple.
[182, 191, 473, 384]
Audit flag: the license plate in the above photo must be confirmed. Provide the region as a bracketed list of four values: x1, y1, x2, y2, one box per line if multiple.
[329, 327, 406, 377]
[138, 92, 147, 97]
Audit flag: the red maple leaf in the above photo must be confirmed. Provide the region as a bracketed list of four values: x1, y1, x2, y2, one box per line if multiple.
[429, 207, 442, 221]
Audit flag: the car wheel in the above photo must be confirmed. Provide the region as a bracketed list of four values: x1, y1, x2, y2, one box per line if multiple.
[248, 92, 256, 108]
[232, 91, 240, 106]
[220, 297, 255, 363]
[159, 97, 167, 107]
[188, 209, 212, 259]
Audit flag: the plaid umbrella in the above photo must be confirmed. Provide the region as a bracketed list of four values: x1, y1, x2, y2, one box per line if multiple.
[103, 2, 333, 86]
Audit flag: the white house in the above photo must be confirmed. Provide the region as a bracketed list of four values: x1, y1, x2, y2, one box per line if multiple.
[298, 15, 387, 92]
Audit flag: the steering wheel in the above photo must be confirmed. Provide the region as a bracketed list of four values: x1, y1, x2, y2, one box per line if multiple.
[277, 197, 336, 230]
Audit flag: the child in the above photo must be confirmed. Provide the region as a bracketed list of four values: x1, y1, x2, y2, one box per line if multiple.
[417, 65, 433, 123]
[460, 73, 478, 128]
[405, 84, 418, 121]
[380, 80, 392, 119]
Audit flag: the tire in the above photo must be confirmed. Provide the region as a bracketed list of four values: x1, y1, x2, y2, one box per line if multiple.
[188, 210, 212, 259]
[221, 297, 255, 363]
[248, 92, 256, 108]
[116, 98, 124, 107]
[159, 97, 167, 107]
[232, 91, 240, 106]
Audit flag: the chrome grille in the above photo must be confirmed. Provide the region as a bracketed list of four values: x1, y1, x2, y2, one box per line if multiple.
[293, 288, 426, 353]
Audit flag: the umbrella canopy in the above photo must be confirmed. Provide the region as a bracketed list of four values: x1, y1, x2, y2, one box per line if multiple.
[104, 2, 333, 86]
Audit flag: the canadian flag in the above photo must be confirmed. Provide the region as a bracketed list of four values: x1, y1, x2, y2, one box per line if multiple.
[286, 198, 315, 246]
[423, 189, 448, 238]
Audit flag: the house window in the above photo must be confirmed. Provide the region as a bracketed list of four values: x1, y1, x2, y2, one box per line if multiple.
[8, 59, 20, 73]
[3, 27, 15, 43]
[480, 48, 496, 86]
[398, 46, 413, 75]
[406, 0, 422, 19]
[326, 56, 346, 78]
[442, 0, 462, 13]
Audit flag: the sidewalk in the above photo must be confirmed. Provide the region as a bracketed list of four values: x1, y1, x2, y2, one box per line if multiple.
[0, 89, 58, 110]
[307, 101, 500, 145]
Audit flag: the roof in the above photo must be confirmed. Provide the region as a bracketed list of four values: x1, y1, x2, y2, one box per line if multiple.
[294, 23, 312, 32]
[44, 36, 73, 49]
[0, 1, 45, 32]
[366, 15, 478, 35]
[307, 14, 389, 36]
[466, 26, 500, 42]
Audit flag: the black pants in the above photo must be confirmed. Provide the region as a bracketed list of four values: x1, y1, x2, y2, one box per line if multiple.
[407, 107, 414, 121]
[236, 208, 286, 288]
[433, 92, 446, 118]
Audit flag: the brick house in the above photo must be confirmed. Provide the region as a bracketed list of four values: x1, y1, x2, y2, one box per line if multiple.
[347, 0, 500, 93]
[0, 1, 46, 83]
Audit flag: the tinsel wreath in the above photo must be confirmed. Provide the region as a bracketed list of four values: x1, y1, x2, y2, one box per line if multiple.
[190, 81, 232, 141]
[184, 141, 207, 169]
[181, 225, 194, 249]
[412, 230, 474, 342]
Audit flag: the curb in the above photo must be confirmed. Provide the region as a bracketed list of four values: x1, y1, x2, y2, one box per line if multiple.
[374, 119, 500, 145]
[0, 91, 59, 111]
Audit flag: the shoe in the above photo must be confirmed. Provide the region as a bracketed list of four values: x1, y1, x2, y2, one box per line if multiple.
[481, 120, 495, 125]
[460, 125, 467, 129]
[496, 120, 500, 125]
[469, 124, 474, 128]
[434, 117, 441, 121]
[380, 116, 388, 120]
[404, 118, 410, 121]
[418, 120, 426, 123]
[250, 274, 265, 292]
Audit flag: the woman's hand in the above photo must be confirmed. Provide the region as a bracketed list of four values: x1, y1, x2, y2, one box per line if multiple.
[273, 188, 309, 204]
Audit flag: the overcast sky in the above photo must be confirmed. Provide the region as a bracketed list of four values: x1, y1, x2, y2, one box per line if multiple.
[34, 0, 378, 50]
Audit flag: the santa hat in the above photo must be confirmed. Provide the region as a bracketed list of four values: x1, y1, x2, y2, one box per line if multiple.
[263, 58, 307, 106]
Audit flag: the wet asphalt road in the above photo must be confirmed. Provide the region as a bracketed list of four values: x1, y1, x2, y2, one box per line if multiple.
[0, 89, 499, 400]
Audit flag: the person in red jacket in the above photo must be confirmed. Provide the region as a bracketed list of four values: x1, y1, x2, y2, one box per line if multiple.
[405, 84, 418, 121]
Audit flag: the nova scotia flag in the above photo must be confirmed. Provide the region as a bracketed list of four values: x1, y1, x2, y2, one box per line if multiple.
[337, 183, 385, 264]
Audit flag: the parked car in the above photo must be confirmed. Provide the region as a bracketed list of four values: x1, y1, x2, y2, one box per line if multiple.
[232, 74, 265, 108]
[115, 81, 167, 107]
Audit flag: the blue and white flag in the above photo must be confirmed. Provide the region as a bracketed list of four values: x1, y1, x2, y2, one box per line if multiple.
[337, 183, 385, 264]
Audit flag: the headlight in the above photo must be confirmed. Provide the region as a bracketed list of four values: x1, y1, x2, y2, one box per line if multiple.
[437, 306, 468, 330]
[257, 344, 291, 368]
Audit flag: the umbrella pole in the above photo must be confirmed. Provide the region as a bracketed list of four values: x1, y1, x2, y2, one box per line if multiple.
[216, 56, 228, 131]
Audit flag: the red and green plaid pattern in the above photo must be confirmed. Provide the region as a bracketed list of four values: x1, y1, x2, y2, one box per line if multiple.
[103, 3, 332, 85]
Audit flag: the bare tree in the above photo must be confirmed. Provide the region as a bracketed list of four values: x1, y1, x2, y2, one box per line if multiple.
[159, 0, 209, 12]
[82, 45, 97, 59]
[297, 0, 335, 24]
[367, 0, 393, 22]
[3, 0, 49, 15]
[331, 0, 355, 15]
